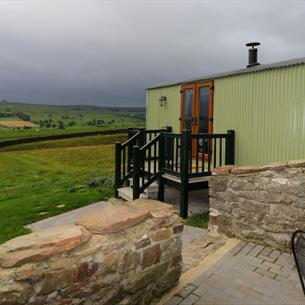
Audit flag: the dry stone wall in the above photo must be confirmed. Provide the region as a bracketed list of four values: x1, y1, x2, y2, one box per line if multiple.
[0, 199, 183, 305]
[209, 160, 305, 252]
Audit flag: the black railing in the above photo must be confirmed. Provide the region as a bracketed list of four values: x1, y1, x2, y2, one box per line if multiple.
[115, 130, 140, 196]
[163, 129, 235, 178]
[164, 133, 181, 175]
[114, 128, 167, 197]
[115, 128, 235, 213]
[132, 133, 164, 199]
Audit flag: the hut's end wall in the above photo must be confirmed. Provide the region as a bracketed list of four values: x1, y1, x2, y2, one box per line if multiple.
[146, 85, 181, 133]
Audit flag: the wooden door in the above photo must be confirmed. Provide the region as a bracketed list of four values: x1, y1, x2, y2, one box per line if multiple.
[180, 81, 214, 159]
[195, 81, 214, 158]
[195, 81, 214, 134]
[180, 84, 196, 134]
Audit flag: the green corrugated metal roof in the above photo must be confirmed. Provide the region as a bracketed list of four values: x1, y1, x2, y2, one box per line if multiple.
[147, 56, 305, 90]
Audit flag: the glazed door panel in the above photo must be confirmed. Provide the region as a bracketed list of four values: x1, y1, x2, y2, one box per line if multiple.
[180, 84, 196, 134]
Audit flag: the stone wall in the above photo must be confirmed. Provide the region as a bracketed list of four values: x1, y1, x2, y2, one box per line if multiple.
[0, 199, 183, 305]
[209, 160, 305, 252]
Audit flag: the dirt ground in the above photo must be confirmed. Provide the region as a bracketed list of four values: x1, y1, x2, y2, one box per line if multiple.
[149, 185, 210, 215]
[0, 120, 38, 128]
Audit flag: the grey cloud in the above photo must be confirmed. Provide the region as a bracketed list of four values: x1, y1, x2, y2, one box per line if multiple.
[0, 1, 304, 106]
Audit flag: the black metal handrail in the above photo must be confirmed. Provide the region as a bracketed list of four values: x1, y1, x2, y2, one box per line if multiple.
[162, 130, 235, 178]
[115, 128, 235, 211]
[164, 133, 181, 176]
[114, 129, 143, 197]
[114, 128, 167, 197]
[132, 133, 164, 199]
[121, 130, 141, 148]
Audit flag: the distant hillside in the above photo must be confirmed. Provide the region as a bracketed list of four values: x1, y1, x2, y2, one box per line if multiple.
[0, 101, 145, 142]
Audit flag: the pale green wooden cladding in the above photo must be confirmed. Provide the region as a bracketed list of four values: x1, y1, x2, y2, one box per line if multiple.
[146, 85, 181, 133]
[146, 64, 305, 166]
[214, 65, 305, 166]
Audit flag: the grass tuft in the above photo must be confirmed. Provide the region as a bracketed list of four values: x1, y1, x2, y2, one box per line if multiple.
[184, 212, 209, 229]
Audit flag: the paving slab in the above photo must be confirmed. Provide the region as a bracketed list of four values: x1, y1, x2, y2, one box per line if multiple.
[163, 241, 305, 305]
[182, 226, 209, 246]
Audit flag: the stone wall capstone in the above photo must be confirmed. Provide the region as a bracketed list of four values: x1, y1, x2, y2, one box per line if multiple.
[0, 199, 183, 305]
[209, 160, 305, 252]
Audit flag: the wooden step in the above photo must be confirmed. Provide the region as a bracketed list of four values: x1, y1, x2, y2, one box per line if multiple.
[117, 187, 133, 201]
[128, 179, 158, 196]
[117, 187, 148, 201]
[162, 173, 210, 184]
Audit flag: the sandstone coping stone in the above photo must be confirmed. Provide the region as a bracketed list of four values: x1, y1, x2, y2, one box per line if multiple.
[258, 161, 287, 171]
[230, 165, 260, 174]
[213, 158, 305, 176]
[212, 165, 235, 175]
[131, 199, 175, 218]
[0, 225, 91, 268]
[76, 204, 151, 234]
[287, 159, 305, 168]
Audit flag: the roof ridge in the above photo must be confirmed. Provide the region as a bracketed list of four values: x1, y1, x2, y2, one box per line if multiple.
[147, 56, 305, 90]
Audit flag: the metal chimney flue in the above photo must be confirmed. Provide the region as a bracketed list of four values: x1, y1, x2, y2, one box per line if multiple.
[246, 42, 260, 68]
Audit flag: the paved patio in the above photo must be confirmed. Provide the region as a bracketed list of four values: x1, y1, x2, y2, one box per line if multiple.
[164, 241, 305, 305]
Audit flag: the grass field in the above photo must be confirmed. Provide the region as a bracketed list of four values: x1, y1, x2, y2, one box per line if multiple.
[0, 134, 127, 244]
[0, 101, 145, 142]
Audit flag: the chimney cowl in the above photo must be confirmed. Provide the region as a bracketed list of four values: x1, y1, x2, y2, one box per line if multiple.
[246, 42, 260, 68]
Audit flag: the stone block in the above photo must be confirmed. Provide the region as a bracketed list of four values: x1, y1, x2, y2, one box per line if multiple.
[155, 266, 182, 297]
[151, 228, 172, 242]
[172, 224, 184, 235]
[258, 162, 287, 171]
[122, 262, 169, 293]
[212, 165, 235, 175]
[35, 269, 74, 295]
[142, 244, 161, 268]
[131, 199, 175, 218]
[15, 270, 43, 283]
[287, 159, 305, 168]
[102, 252, 119, 274]
[76, 205, 151, 234]
[0, 225, 91, 268]
[161, 237, 182, 262]
[118, 250, 140, 273]
[73, 262, 99, 282]
[135, 238, 151, 249]
[208, 175, 229, 191]
[231, 166, 260, 174]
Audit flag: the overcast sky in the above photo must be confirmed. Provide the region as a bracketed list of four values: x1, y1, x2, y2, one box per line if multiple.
[0, 1, 305, 106]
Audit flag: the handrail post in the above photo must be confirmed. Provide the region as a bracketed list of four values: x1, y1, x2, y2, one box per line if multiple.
[138, 128, 146, 147]
[133, 145, 141, 200]
[127, 128, 133, 173]
[114, 142, 122, 198]
[158, 133, 165, 201]
[180, 129, 191, 219]
[225, 129, 235, 165]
